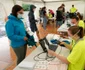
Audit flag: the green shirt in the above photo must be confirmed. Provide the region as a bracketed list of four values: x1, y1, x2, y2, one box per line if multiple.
[70, 7, 77, 13]
[78, 20, 84, 29]
[67, 39, 85, 70]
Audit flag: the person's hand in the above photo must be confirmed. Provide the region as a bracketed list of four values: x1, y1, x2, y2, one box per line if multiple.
[24, 37, 28, 41]
[48, 50, 56, 57]
[60, 42, 65, 45]
[62, 35, 68, 39]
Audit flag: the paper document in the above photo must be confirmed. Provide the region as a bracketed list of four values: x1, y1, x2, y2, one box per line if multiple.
[18, 61, 35, 69]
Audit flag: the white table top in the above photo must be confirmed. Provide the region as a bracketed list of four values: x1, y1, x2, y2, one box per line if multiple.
[14, 34, 70, 70]
[57, 19, 73, 32]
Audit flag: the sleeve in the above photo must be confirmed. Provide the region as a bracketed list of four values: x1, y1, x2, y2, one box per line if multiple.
[5, 22, 25, 41]
[78, 21, 84, 29]
[67, 45, 82, 64]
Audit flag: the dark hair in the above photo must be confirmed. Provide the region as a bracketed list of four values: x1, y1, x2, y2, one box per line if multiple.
[58, 6, 62, 10]
[71, 16, 79, 21]
[12, 5, 23, 17]
[43, 7, 46, 10]
[68, 26, 84, 38]
[62, 4, 65, 6]
[84, 20, 85, 23]
[72, 5, 74, 7]
[77, 12, 83, 20]
[77, 12, 80, 15]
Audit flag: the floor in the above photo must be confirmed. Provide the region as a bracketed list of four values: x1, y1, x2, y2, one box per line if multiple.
[0, 22, 58, 70]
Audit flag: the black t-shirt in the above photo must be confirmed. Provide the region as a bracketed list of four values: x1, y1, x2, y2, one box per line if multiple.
[43, 10, 46, 16]
[56, 10, 64, 21]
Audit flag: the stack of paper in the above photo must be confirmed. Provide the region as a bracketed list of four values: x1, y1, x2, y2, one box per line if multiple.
[34, 61, 67, 70]
[18, 61, 35, 70]
[34, 61, 48, 70]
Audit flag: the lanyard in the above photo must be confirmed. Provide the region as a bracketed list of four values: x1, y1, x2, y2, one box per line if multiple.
[72, 38, 83, 50]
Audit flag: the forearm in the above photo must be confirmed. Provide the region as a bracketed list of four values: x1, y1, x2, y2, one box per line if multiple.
[64, 43, 72, 50]
[55, 54, 70, 64]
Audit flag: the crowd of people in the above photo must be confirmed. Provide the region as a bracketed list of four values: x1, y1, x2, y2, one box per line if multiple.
[38, 4, 84, 29]
[5, 3, 85, 70]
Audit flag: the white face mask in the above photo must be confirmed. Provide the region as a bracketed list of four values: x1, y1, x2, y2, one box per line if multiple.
[17, 13, 23, 19]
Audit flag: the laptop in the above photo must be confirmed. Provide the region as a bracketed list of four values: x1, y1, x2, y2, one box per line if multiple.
[48, 44, 58, 52]
[40, 44, 58, 52]
[39, 38, 58, 52]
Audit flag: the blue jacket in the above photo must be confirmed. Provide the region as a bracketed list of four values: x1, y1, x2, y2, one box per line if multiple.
[5, 14, 26, 48]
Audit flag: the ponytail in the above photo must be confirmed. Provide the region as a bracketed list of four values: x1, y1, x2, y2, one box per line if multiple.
[78, 27, 84, 38]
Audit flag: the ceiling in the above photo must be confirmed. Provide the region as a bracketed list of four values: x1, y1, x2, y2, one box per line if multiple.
[16, 0, 84, 3]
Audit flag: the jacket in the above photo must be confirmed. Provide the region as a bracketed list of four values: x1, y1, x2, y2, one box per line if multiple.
[28, 5, 37, 32]
[5, 14, 26, 48]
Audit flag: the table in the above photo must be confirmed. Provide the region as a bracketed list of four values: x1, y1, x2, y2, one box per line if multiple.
[57, 19, 73, 32]
[14, 34, 70, 70]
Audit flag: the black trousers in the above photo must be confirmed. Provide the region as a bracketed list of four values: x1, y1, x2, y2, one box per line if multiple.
[13, 44, 27, 65]
[39, 37, 49, 52]
[69, 13, 76, 18]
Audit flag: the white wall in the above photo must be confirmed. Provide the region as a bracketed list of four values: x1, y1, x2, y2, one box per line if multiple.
[46, 1, 85, 15]
[0, 0, 14, 21]
[1, 0, 84, 20]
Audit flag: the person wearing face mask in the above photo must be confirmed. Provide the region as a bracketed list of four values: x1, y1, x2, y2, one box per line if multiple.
[71, 16, 85, 31]
[57, 16, 84, 51]
[48, 26, 85, 70]
[60, 16, 84, 50]
[5, 5, 28, 65]
[71, 16, 79, 25]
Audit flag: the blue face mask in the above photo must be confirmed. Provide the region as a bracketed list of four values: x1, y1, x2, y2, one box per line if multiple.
[17, 13, 23, 19]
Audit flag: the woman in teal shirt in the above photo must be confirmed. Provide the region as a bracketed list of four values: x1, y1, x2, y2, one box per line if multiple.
[5, 5, 28, 65]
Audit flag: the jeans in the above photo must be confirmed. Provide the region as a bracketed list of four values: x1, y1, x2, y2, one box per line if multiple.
[43, 16, 48, 29]
[56, 21, 63, 26]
